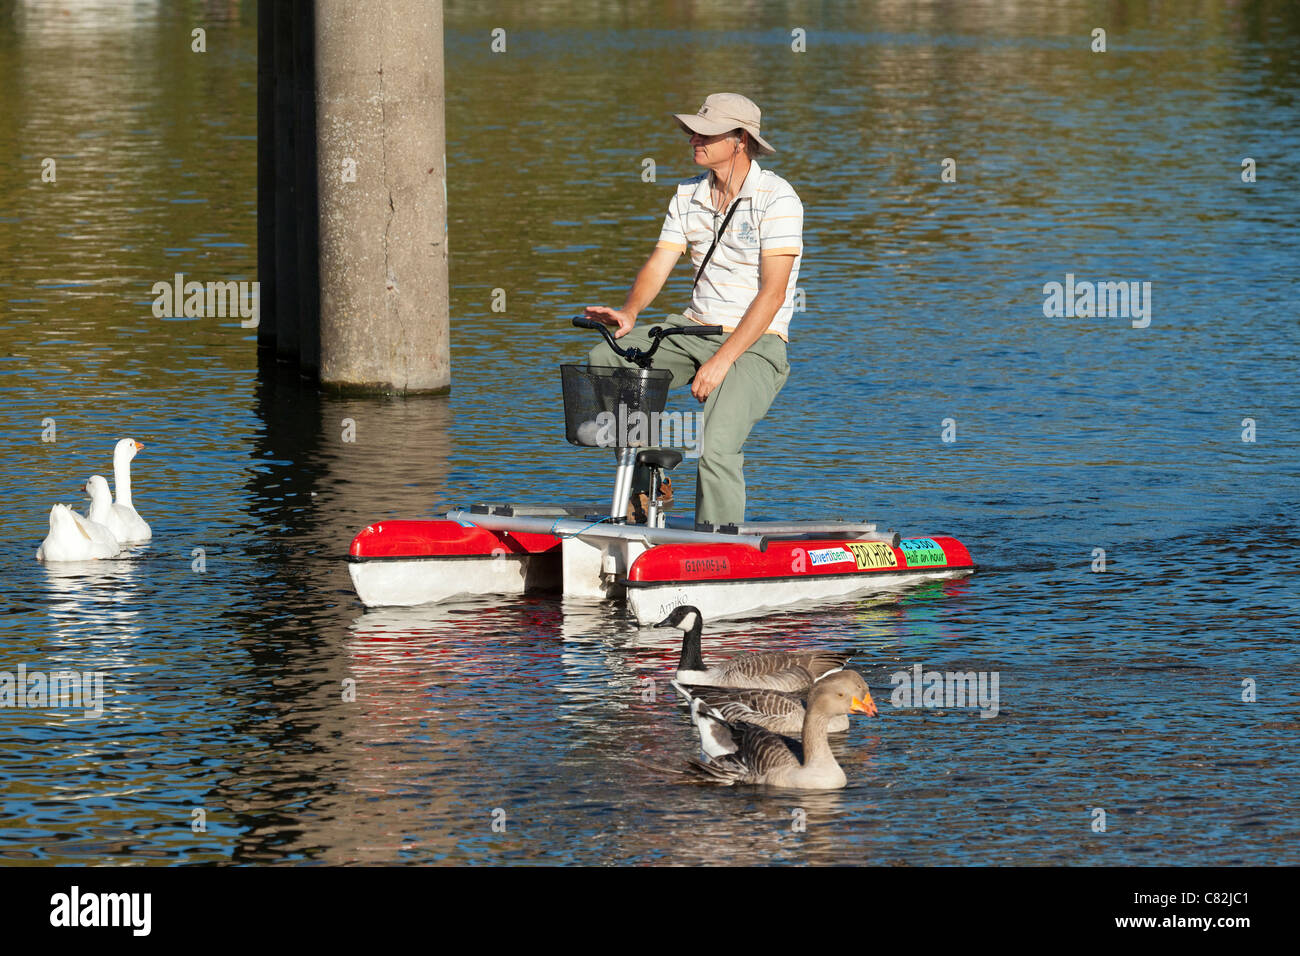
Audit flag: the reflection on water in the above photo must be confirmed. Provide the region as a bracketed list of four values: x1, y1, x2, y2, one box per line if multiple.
[41, 557, 141, 649]
[0, 0, 1298, 864]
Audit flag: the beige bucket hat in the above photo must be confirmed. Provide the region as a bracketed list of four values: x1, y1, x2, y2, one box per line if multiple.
[673, 92, 776, 154]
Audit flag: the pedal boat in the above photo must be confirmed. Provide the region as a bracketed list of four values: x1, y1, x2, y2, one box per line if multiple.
[348, 502, 974, 625]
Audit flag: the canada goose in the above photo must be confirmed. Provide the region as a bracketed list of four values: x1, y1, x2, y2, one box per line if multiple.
[106, 438, 151, 543]
[657, 605, 854, 692]
[671, 678, 852, 736]
[685, 670, 877, 790]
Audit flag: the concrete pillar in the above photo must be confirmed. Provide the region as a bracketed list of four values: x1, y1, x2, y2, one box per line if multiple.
[294, 0, 321, 374]
[272, 0, 300, 362]
[256, 0, 277, 351]
[314, 0, 451, 393]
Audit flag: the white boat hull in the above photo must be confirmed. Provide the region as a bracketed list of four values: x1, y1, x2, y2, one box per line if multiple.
[348, 555, 557, 608]
[626, 567, 973, 625]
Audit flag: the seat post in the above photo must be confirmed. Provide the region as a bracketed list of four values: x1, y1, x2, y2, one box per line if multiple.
[609, 446, 637, 522]
[645, 465, 665, 528]
[633, 448, 682, 528]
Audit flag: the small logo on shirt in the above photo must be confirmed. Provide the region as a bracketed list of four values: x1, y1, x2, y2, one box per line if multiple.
[737, 220, 757, 245]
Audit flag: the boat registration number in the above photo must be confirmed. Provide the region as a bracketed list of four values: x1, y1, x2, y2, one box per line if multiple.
[680, 556, 731, 576]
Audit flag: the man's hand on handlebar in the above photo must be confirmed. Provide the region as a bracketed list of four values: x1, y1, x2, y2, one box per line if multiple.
[583, 306, 635, 339]
[573, 314, 724, 370]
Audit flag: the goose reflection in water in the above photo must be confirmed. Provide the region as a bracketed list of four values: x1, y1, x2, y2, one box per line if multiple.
[41, 557, 142, 655]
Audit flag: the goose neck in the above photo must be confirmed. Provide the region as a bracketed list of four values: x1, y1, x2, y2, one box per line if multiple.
[113, 455, 133, 506]
[800, 709, 836, 767]
[677, 621, 704, 673]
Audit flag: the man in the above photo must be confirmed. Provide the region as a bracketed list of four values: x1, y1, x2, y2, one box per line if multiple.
[584, 92, 803, 528]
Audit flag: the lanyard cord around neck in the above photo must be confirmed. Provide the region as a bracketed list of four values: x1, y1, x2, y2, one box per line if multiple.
[694, 195, 741, 290]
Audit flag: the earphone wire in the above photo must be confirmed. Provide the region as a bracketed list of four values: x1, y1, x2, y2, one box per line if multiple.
[712, 132, 742, 247]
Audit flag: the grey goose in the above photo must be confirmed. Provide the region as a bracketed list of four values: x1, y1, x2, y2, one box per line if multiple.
[684, 670, 877, 790]
[671, 679, 857, 737]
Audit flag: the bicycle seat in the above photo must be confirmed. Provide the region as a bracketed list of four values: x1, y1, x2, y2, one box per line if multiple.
[636, 449, 682, 472]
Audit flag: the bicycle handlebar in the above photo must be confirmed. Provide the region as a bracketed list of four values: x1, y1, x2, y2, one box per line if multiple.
[571, 316, 723, 369]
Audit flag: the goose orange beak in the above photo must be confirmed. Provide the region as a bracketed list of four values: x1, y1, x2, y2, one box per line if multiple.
[850, 693, 877, 717]
[134, 441, 145, 451]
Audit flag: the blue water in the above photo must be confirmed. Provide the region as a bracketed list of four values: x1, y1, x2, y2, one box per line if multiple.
[0, 0, 1297, 864]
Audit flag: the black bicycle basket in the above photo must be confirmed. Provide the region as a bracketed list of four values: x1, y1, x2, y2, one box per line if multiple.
[560, 365, 673, 446]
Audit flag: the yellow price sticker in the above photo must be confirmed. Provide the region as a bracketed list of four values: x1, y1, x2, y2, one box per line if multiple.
[846, 541, 897, 570]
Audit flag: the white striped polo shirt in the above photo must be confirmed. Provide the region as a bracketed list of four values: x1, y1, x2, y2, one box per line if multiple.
[654, 159, 803, 341]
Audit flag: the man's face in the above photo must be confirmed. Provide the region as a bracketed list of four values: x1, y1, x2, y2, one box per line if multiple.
[688, 130, 742, 167]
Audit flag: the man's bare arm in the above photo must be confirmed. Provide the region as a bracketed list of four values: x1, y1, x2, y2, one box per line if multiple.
[584, 245, 683, 339]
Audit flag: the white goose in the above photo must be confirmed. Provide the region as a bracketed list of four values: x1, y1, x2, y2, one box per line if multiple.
[684, 670, 877, 790]
[37, 503, 120, 562]
[105, 438, 151, 543]
[74, 475, 122, 549]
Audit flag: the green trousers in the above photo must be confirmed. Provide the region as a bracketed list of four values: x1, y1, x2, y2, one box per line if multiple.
[586, 315, 790, 526]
